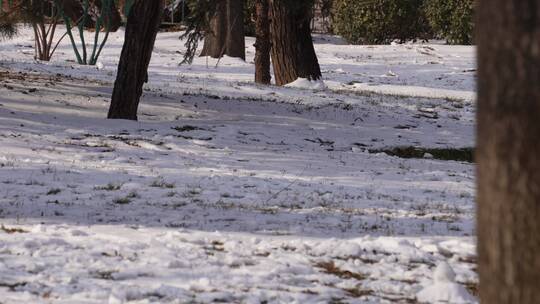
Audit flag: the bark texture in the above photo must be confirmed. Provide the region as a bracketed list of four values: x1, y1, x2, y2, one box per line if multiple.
[200, 0, 245, 60]
[270, 0, 321, 86]
[200, 0, 227, 58]
[477, 0, 540, 303]
[107, 0, 163, 120]
[254, 0, 271, 84]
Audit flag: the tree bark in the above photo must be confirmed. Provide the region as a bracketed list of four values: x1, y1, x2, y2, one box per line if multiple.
[477, 0, 540, 303]
[200, 0, 245, 60]
[270, 0, 321, 86]
[254, 0, 271, 84]
[226, 0, 245, 60]
[200, 0, 227, 58]
[107, 0, 164, 120]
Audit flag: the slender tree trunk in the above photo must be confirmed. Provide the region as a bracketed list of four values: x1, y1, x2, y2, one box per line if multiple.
[200, 0, 245, 60]
[270, 0, 321, 86]
[477, 0, 540, 303]
[254, 0, 271, 84]
[108, 0, 164, 120]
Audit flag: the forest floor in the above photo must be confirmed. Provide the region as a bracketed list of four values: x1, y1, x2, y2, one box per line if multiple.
[0, 28, 477, 303]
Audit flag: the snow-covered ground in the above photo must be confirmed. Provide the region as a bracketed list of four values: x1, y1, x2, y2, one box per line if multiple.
[0, 27, 477, 303]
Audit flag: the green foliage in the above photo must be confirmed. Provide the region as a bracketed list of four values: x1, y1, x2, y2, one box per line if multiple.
[0, 0, 54, 41]
[58, 0, 114, 65]
[123, 0, 134, 17]
[244, 0, 255, 37]
[423, 0, 474, 45]
[332, 0, 430, 44]
[0, 15, 18, 40]
[282, 0, 314, 14]
[178, 0, 216, 64]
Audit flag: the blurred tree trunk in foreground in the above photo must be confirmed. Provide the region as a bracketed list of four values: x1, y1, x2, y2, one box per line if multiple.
[477, 0, 540, 303]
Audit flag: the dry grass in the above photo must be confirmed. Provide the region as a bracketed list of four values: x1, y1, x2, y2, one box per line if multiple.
[315, 261, 366, 281]
[1, 224, 28, 234]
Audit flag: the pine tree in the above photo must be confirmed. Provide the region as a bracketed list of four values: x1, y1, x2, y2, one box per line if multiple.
[270, 0, 321, 85]
[107, 0, 164, 120]
[200, 0, 245, 60]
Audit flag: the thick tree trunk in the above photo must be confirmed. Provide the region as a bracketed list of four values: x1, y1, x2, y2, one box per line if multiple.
[270, 0, 321, 86]
[200, 0, 245, 60]
[107, 0, 164, 120]
[254, 0, 271, 84]
[477, 0, 540, 303]
[200, 0, 227, 58]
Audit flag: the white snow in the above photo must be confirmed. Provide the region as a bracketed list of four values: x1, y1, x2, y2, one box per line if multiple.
[284, 78, 327, 90]
[417, 262, 476, 303]
[0, 26, 478, 303]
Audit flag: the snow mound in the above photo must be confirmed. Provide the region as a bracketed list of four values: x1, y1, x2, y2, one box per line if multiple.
[285, 78, 327, 90]
[434, 262, 456, 282]
[417, 262, 476, 304]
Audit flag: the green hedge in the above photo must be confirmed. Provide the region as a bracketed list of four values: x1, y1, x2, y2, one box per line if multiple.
[423, 0, 474, 45]
[332, 0, 430, 44]
[332, 0, 474, 45]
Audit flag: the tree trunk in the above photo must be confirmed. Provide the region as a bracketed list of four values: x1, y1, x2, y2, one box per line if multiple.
[270, 0, 321, 86]
[200, 0, 227, 58]
[226, 0, 245, 60]
[107, 0, 164, 120]
[200, 0, 245, 60]
[254, 0, 271, 84]
[477, 0, 540, 303]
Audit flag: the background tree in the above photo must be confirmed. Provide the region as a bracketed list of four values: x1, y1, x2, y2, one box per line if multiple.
[178, 0, 214, 64]
[477, 0, 540, 303]
[0, 4, 19, 40]
[254, 0, 270, 84]
[1, 0, 64, 60]
[200, 0, 245, 60]
[270, 0, 321, 85]
[108, 0, 164, 120]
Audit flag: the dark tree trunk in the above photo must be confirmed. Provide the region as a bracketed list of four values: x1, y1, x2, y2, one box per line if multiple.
[107, 0, 164, 120]
[477, 0, 540, 303]
[200, 0, 245, 60]
[200, 0, 227, 58]
[254, 0, 271, 84]
[226, 0, 245, 60]
[270, 0, 321, 86]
